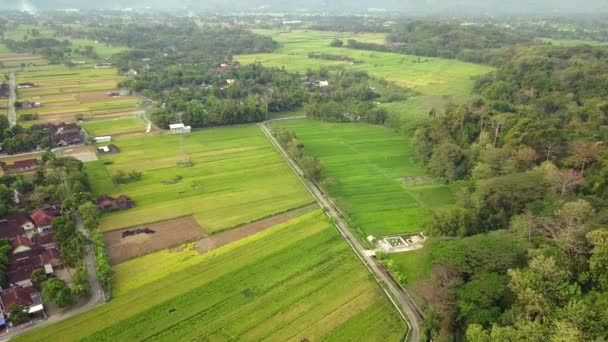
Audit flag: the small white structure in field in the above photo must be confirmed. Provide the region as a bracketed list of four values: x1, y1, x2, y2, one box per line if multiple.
[319, 80, 329, 87]
[169, 123, 192, 134]
[125, 69, 138, 77]
[94, 136, 112, 144]
[226, 78, 236, 85]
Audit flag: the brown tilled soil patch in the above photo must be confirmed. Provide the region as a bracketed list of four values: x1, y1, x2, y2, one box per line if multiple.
[105, 216, 207, 265]
[195, 212, 295, 254]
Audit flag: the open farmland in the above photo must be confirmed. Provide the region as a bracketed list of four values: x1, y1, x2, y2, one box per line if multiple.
[70, 38, 129, 58]
[274, 119, 456, 238]
[237, 29, 492, 120]
[88, 124, 315, 232]
[81, 116, 149, 136]
[17, 210, 406, 341]
[15, 64, 140, 124]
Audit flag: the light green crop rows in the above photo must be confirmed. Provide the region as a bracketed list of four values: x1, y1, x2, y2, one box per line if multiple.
[88, 124, 314, 232]
[274, 119, 456, 237]
[17, 210, 406, 341]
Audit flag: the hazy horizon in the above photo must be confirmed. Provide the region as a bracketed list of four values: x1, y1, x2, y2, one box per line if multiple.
[2, 0, 608, 15]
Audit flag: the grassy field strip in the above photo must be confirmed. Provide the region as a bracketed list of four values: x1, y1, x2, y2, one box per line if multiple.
[18, 210, 405, 341]
[275, 119, 456, 237]
[88, 125, 314, 232]
[80, 116, 148, 136]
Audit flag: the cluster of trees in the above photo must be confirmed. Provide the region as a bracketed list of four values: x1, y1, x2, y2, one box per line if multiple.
[0, 239, 11, 285]
[274, 128, 324, 182]
[0, 116, 55, 154]
[409, 43, 608, 340]
[304, 70, 396, 125]
[4, 38, 72, 64]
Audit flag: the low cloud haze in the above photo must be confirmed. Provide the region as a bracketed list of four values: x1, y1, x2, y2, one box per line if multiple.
[1, 0, 607, 14]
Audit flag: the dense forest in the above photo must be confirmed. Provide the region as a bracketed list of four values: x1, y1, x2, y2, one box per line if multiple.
[410, 42, 608, 341]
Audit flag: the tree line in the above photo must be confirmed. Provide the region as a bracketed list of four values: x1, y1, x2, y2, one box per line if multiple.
[409, 42, 608, 341]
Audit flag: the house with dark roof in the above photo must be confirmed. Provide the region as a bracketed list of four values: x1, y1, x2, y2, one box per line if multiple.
[1, 159, 39, 175]
[97, 195, 135, 212]
[0, 286, 44, 316]
[0, 214, 36, 240]
[7, 247, 60, 287]
[52, 123, 85, 147]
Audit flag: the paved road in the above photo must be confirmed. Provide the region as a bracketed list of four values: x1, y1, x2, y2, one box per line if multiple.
[8, 73, 16, 128]
[259, 120, 423, 342]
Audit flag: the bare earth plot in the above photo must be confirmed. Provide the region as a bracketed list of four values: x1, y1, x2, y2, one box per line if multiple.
[104, 216, 207, 265]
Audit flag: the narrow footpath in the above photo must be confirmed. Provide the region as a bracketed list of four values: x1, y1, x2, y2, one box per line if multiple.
[259, 119, 424, 342]
[8, 73, 16, 128]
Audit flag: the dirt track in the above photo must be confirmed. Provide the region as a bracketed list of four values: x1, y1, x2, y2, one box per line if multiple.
[196, 212, 294, 254]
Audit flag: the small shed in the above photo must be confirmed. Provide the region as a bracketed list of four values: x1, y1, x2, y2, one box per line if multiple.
[169, 123, 192, 134]
[95, 136, 112, 144]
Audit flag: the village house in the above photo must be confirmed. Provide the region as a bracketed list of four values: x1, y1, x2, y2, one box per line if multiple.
[97, 144, 120, 154]
[0, 286, 45, 318]
[0, 83, 10, 98]
[51, 123, 85, 147]
[96, 195, 135, 212]
[70, 59, 87, 65]
[30, 206, 61, 233]
[0, 214, 36, 240]
[20, 101, 41, 109]
[7, 247, 61, 287]
[217, 63, 230, 73]
[226, 78, 236, 85]
[1, 159, 38, 175]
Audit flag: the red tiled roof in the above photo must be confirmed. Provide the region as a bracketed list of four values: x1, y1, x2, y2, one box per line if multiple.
[2, 159, 38, 174]
[30, 209, 55, 228]
[40, 248, 60, 265]
[1, 287, 37, 309]
[10, 235, 33, 250]
[33, 233, 55, 246]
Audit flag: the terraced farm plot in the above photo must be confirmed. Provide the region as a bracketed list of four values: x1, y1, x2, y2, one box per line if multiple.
[16, 65, 140, 123]
[274, 119, 456, 238]
[88, 124, 314, 232]
[17, 210, 406, 341]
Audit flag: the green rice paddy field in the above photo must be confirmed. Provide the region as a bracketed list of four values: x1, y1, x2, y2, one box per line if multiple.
[88, 124, 315, 232]
[237, 29, 492, 121]
[273, 119, 456, 238]
[16, 64, 140, 123]
[81, 116, 148, 136]
[17, 210, 407, 341]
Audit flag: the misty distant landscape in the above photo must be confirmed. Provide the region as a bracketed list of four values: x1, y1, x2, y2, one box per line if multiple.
[4, 0, 608, 14]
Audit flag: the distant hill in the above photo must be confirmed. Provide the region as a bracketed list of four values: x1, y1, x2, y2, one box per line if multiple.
[5, 0, 608, 15]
